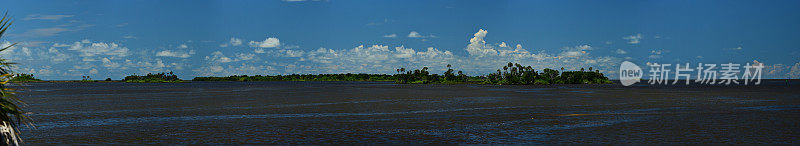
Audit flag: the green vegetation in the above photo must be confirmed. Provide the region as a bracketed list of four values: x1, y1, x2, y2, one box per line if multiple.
[394, 64, 481, 84]
[192, 73, 394, 81]
[122, 72, 183, 83]
[0, 12, 27, 145]
[399, 62, 610, 85]
[191, 62, 611, 85]
[483, 62, 610, 84]
[9, 73, 41, 82]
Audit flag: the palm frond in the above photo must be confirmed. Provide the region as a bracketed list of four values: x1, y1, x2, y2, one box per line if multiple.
[0, 11, 28, 145]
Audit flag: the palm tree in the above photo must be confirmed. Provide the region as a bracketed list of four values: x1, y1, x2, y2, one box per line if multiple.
[560, 67, 564, 72]
[588, 67, 593, 71]
[0, 12, 27, 145]
[446, 64, 451, 70]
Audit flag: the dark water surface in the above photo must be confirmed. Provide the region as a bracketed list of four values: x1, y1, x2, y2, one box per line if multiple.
[12, 81, 800, 144]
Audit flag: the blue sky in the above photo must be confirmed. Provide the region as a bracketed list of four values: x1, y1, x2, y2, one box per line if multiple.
[1, 0, 799, 80]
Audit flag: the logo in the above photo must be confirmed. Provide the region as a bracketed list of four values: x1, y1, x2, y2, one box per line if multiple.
[619, 61, 642, 86]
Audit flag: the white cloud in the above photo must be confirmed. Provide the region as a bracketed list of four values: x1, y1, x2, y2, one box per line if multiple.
[648, 49, 664, 59]
[156, 50, 195, 58]
[249, 37, 280, 48]
[558, 45, 592, 57]
[728, 46, 743, 50]
[755, 60, 800, 79]
[394, 46, 415, 59]
[383, 34, 397, 38]
[236, 53, 256, 61]
[406, 31, 436, 38]
[209, 65, 224, 72]
[22, 27, 69, 37]
[254, 48, 266, 54]
[408, 31, 422, 38]
[65, 40, 130, 57]
[127, 59, 169, 73]
[615, 49, 627, 54]
[178, 44, 188, 49]
[465, 29, 497, 58]
[101, 58, 121, 68]
[230, 38, 243, 46]
[24, 14, 74, 20]
[282, 50, 305, 57]
[206, 51, 235, 63]
[623, 33, 643, 44]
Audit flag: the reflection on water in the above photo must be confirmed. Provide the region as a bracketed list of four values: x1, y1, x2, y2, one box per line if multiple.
[15, 81, 800, 144]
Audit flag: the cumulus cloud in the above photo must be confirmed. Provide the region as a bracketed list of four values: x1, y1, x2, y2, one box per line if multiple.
[254, 48, 266, 54]
[156, 50, 195, 58]
[230, 38, 243, 46]
[408, 31, 423, 38]
[101, 58, 121, 68]
[249, 37, 280, 48]
[206, 51, 235, 63]
[753, 60, 800, 79]
[407, 31, 435, 38]
[383, 34, 397, 38]
[394, 46, 415, 58]
[236, 53, 256, 61]
[281, 50, 305, 57]
[648, 49, 664, 59]
[65, 40, 130, 57]
[559, 45, 592, 57]
[221, 38, 243, 47]
[623, 33, 643, 44]
[615, 49, 627, 54]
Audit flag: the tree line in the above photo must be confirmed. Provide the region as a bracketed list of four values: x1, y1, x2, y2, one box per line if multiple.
[9, 73, 41, 82]
[190, 62, 610, 85]
[122, 72, 182, 83]
[396, 62, 610, 85]
[192, 73, 394, 82]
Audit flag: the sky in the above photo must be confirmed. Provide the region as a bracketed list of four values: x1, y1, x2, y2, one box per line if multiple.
[1, 0, 799, 80]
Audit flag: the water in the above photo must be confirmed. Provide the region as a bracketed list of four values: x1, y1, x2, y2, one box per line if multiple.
[11, 81, 800, 144]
